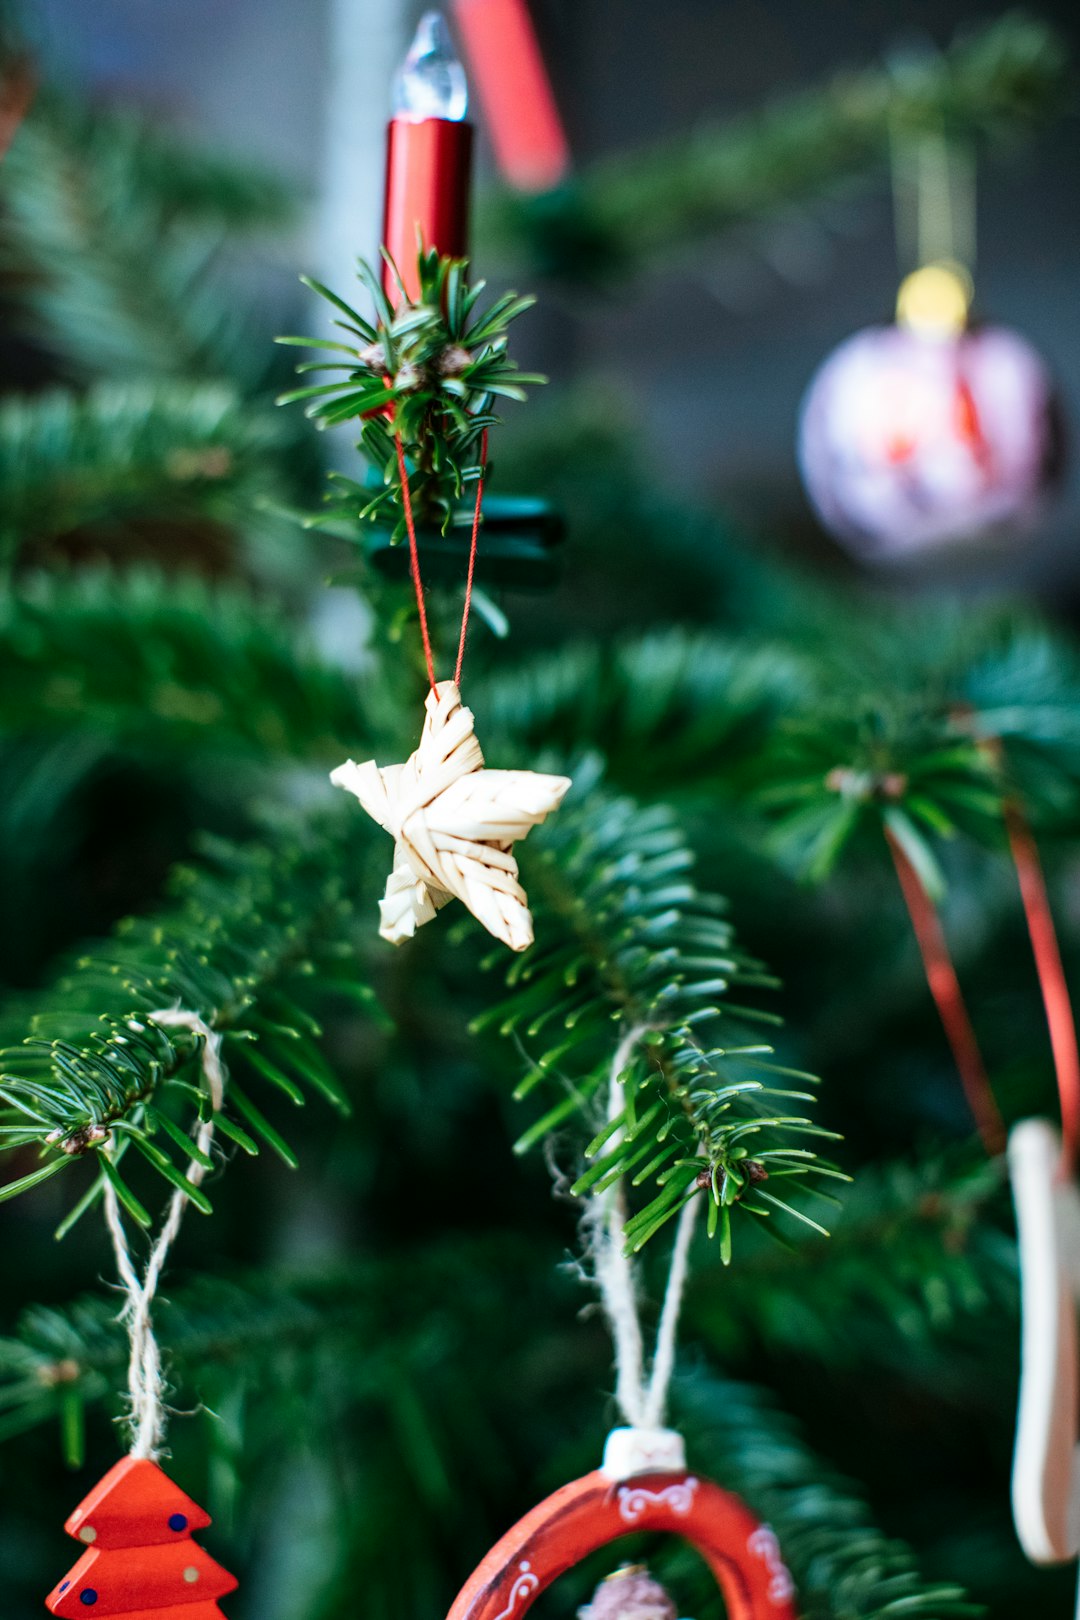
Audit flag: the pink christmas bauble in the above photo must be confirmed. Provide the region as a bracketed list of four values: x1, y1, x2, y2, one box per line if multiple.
[797, 321, 1063, 560]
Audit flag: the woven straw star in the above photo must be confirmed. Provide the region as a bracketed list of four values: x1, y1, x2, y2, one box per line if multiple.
[331, 680, 571, 951]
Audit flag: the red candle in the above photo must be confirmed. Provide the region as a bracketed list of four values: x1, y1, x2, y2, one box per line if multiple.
[383, 12, 474, 304]
[451, 0, 569, 193]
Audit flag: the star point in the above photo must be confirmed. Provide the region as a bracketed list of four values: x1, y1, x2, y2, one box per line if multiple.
[332, 681, 570, 951]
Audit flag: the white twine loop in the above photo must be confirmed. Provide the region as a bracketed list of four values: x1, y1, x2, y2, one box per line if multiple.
[587, 1025, 700, 1455]
[101, 1008, 223, 1460]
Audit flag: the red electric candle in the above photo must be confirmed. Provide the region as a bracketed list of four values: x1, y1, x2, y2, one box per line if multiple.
[451, 0, 569, 193]
[383, 12, 473, 304]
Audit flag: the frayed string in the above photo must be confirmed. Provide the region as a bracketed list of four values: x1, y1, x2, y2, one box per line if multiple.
[585, 1025, 700, 1430]
[101, 1008, 222, 1460]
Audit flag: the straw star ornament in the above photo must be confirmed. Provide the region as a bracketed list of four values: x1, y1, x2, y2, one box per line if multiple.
[332, 681, 571, 951]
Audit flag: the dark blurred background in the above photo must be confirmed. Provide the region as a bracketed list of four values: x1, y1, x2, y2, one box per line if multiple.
[30, 0, 1080, 592]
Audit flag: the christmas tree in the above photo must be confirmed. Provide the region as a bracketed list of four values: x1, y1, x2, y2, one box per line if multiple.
[0, 7, 1078, 1620]
[45, 1457, 235, 1618]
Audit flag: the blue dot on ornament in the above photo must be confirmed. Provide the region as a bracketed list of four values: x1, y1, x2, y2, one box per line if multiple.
[59, 1583, 69, 1594]
[79, 1592, 98, 1608]
[169, 1513, 188, 1532]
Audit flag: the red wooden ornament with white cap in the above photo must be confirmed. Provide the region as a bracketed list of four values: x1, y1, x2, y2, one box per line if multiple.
[45, 1456, 237, 1619]
[444, 1431, 798, 1620]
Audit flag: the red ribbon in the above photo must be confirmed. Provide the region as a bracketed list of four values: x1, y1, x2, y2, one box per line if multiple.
[886, 827, 1006, 1156]
[395, 427, 488, 694]
[1004, 800, 1080, 1178]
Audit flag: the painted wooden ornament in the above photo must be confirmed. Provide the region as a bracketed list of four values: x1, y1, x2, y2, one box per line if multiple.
[1008, 1119, 1080, 1569]
[46, 1457, 237, 1618]
[444, 1465, 797, 1620]
[332, 679, 571, 951]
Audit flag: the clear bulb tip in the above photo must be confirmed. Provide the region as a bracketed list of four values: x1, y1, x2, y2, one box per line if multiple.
[392, 11, 468, 123]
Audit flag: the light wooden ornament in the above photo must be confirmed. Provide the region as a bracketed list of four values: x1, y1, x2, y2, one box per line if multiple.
[444, 1464, 798, 1620]
[46, 1457, 237, 1618]
[1008, 1118, 1080, 1570]
[332, 679, 571, 951]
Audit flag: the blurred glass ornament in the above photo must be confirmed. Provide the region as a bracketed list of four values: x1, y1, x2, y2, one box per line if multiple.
[797, 262, 1064, 561]
[579, 1567, 678, 1620]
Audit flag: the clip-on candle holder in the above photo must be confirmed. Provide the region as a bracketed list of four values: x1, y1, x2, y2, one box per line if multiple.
[370, 12, 566, 591]
[364, 489, 565, 590]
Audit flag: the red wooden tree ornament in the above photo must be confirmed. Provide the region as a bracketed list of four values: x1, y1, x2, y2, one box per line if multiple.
[445, 1466, 798, 1620]
[45, 1457, 237, 1619]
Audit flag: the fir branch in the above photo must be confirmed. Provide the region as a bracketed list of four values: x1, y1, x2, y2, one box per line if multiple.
[0, 91, 269, 380]
[3, 86, 294, 232]
[687, 1155, 1015, 1374]
[958, 621, 1080, 823]
[0, 567, 374, 762]
[278, 248, 543, 541]
[59, 101, 295, 231]
[671, 1372, 980, 1619]
[760, 696, 997, 895]
[490, 13, 1067, 283]
[475, 630, 806, 794]
[478, 775, 841, 1254]
[0, 1233, 569, 1477]
[478, 614, 1080, 829]
[0, 1162, 1011, 1443]
[758, 606, 1080, 890]
[0, 811, 386, 1212]
[0, 383, 288, 560]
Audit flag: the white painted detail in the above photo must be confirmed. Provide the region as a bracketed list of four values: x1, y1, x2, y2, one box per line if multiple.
[747, 1525, 795, 1605]
[617, 1477, 699, 1524]
[492, 1560, 539, 1620]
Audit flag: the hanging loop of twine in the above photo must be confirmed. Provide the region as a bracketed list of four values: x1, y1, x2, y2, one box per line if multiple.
[587, 1026, 700, 1458]
[101, 1008, 223, 1460]
[395, 426, 489, 695]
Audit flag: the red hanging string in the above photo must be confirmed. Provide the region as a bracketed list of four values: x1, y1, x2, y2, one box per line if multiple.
[886, 827, 1006, 1156]
[395, 431, 437, 694]
[395, 426, 488, 694]
[455, 428, 488, 686]
[1004, 800, 1080, 1178]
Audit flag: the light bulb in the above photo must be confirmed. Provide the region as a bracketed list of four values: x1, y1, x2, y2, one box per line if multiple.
[392, 11, 468, 123]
